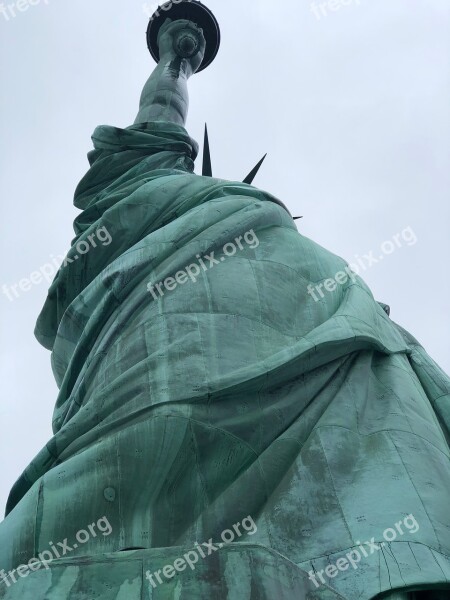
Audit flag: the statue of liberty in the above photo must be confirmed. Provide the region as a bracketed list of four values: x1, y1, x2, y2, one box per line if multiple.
[1, 2, 449, 598]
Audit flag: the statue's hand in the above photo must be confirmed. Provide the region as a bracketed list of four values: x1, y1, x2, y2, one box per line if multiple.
[157, 18, 206, 76]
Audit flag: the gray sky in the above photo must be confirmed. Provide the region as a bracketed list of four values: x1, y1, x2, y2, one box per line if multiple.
[1, 0, 449, 516]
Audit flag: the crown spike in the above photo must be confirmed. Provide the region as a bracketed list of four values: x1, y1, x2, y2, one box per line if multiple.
[243, 154, 267, 185]
[202, 124, 213, 177]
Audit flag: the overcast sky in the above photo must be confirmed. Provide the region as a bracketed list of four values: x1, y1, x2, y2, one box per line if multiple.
[1, 0, 449, 516]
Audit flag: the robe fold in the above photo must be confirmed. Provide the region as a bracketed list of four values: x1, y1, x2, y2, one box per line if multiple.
[1, 121, 449, 600]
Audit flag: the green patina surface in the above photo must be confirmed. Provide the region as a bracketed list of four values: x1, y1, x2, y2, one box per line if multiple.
[1, 12, 450, 599]
[0, 120, 449, 599]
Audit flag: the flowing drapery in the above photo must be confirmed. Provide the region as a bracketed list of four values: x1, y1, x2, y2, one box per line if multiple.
[1, 121, 449, 599]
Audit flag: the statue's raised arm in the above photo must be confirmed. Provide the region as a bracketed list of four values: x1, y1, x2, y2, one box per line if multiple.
[134, 18, 206, 126]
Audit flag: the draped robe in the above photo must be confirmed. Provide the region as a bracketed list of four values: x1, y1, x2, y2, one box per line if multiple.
[1, 121, 449, 600]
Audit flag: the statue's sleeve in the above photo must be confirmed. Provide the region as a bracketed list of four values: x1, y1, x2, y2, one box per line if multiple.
[34, 121, 199, 351]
